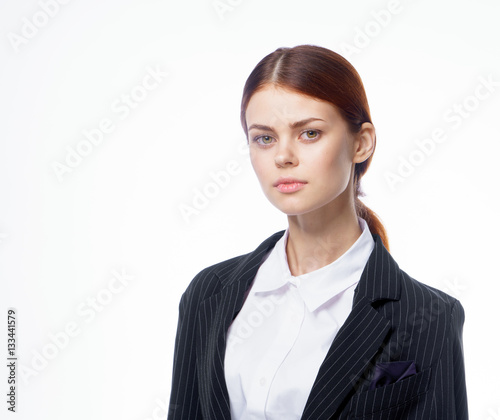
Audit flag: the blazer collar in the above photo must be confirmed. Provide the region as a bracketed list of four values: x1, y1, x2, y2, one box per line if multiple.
[196, 230, 402, 420]
[353, 232, 401, 304]
[214, 230, 401, 303]
[215, 230, 401, 303]
[211, 229, 286, 289]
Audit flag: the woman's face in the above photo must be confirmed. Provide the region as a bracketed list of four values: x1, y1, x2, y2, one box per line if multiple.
[246, 84, 364, 217]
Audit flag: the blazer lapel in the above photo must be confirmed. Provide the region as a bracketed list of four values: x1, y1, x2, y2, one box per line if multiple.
[196, 231, 285, 420]
[301, 233, 401, 420]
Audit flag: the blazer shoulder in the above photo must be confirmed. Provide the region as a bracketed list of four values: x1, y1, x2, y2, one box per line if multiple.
[398, 268, 460, 308]
[397, 269, 466, 337]
[180, 253, 249, 308]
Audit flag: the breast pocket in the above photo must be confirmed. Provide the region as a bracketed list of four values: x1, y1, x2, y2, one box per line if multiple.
[349, 367, 431, 419]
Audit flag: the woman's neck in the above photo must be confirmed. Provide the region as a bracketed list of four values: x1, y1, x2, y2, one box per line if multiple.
[285, 205, 362, 277]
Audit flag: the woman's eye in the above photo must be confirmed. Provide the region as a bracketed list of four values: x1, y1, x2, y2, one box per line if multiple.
[254, 135, 274, 145]
[302, 130, 320, 140]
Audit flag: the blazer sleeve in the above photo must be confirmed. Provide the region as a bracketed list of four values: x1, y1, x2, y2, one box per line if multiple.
[434, 298, 468, 419]
[450, 300, 468, 419]
[167, 284, 204, 419]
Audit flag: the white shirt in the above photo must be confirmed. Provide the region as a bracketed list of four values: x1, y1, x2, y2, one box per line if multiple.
[224, 217, 375, 420]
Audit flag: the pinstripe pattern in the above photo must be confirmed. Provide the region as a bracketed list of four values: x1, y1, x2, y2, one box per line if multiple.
[168, 231, 468, 419]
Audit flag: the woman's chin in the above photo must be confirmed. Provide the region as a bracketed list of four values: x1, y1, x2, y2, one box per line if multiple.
[273, 203, 314, 217]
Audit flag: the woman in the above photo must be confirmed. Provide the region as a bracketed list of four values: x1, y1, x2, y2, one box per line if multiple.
[168, 45, 468, 420]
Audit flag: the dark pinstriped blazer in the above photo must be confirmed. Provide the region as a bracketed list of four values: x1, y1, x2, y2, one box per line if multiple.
[168, 231, 468, 419]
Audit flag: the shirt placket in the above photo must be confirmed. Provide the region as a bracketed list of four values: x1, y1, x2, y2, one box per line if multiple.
[245, 281, 305, 419]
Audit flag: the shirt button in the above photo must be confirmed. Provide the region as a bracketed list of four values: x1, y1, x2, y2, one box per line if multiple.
[260, 377, 266, 386]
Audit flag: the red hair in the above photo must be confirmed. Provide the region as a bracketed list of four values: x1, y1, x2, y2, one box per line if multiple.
[240, 44, 390, 251]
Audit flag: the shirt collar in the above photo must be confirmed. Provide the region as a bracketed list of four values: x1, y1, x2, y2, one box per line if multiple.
[251, 217, 375, 312]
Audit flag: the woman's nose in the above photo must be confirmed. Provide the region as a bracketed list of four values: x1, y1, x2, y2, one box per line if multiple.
[274, 138, 298, 168]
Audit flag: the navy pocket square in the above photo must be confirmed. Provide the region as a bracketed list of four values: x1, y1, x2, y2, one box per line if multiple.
[369, 360, 417, 390]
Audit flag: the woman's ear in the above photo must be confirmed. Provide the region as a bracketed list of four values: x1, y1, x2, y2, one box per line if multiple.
[353, 122, 376, 163]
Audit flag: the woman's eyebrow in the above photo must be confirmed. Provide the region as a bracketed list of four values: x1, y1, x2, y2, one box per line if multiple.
[248, 117, 326, 132]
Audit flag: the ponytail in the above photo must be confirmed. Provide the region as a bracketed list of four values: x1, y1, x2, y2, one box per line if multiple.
[355, 197, 390, 252]
[354, 174, 390, 252]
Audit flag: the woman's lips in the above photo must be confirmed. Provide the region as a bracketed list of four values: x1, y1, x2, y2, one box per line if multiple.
[273, 177, 308, 193]
[275, 182, 307, 193]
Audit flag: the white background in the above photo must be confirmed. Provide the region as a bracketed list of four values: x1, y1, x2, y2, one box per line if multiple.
[1, 0, 499, 419]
